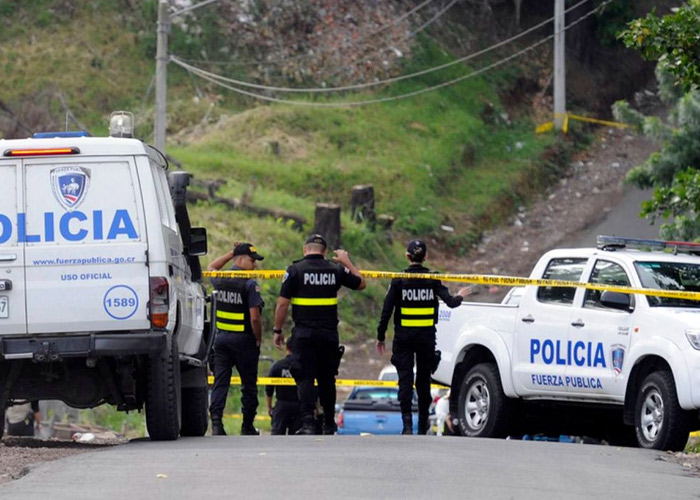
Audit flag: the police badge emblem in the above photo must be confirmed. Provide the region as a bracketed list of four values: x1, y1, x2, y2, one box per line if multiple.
[51, 166, 91, 211]
[611, 344, 625, 376]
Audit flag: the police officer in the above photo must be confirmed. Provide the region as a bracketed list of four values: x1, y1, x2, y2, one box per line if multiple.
[273, 234, 366, 435]
[265, 337, 301, 435]
[376, 239, 470, 435]
[208, 242, 265, 436]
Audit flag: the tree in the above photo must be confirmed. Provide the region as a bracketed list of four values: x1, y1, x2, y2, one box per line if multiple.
[615, 1, 700, 240]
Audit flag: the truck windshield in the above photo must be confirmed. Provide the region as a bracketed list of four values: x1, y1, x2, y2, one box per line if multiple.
[634, 261, 700, 308]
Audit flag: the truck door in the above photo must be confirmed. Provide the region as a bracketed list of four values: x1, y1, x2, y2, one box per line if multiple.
[566, 259, 632, 400]
[0, 160, 27, 335]
[512, 257, 588, 395]
[22, 156, 150, 334]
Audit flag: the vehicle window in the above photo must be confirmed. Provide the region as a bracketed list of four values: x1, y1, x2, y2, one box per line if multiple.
[150, 163, 177, 231]
[536, 258, 587, 305]
[502, 287, 525, 305]
[634, 261, 700, 307]
[353, 389, 399, 401]
[584, 260, 630, 309]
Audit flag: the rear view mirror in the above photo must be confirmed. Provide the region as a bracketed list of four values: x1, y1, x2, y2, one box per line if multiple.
[600, 290, 632, 312]
[188, 227, 208, 256]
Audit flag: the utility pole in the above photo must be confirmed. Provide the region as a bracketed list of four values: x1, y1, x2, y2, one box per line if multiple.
[553, 0, 566, 130]
[154, 0, 169, 152]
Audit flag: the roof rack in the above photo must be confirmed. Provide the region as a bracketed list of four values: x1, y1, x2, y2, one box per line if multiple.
[597, 235, 700, 256]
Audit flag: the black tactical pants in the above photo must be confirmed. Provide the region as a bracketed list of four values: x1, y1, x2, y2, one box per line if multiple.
[271, 400, 302, 435]
[291, 330, 339, 423]
[209, 332, 259, 422]
[391, 331, 435, 419]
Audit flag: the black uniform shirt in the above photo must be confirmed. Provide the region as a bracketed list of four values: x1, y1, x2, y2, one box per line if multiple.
[376, 263, 463, 341]
[279, 254, 362, 331]
[210, 265, 263, 309]
[265, 355, 298, 402]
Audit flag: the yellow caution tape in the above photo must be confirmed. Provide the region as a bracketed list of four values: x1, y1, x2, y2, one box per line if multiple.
[224, 413, 272, 421]
[537, 113, 631, 134]
[207, 375, 448, 389]
[203, 270, 700, 301]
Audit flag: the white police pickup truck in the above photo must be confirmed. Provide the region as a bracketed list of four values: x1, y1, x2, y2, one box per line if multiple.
[434, 236, 700, 450]
[0, 113, 211, 440]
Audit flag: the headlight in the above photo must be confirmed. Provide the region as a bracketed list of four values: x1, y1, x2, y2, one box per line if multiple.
[685, 329, 700, 350]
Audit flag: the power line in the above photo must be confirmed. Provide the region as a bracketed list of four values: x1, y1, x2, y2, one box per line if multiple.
[176, 0, 609, 108]
[178, 36, 552, 107]
[321, 0, 462, 82]
[170, 0, 591, 94]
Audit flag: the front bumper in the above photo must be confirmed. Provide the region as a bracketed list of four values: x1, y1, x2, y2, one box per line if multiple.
[0, 332, 167, 362]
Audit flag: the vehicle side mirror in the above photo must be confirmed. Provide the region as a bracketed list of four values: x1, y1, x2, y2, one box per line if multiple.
[600, 290, 632, 312]
[188, 227, 208, 256]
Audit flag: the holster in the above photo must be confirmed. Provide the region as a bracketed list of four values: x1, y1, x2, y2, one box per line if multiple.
[431, 349, 442, 374]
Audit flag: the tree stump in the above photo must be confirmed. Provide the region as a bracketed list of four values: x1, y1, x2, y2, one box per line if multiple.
[351, 185, 376, 228]
[314, 203, 341, 250]
[377, 214, 395, 244]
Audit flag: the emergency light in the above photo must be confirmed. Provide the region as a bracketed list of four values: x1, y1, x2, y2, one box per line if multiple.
[3, 147, 80, 157]
[32, 131, 89, 138]
[109, 111, 134, 138]
[597, 235, 700, 255]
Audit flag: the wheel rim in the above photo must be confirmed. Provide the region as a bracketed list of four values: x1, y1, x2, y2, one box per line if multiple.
[465, 377, 490, 431]
[640, 388, 664, 443]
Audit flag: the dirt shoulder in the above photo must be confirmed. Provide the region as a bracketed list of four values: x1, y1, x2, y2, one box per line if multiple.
[0, 437, 116, 485]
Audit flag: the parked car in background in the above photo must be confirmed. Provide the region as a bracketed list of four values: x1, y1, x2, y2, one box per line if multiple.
[336, 386, 418, 435]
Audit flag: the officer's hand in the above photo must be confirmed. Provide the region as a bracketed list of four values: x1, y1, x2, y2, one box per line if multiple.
[273, 332, 285, 350]
[268, 406, 273, 417]
[458, 286, 472, 298]
[332, 249, 351, 266]
[376, 341, 386, 355]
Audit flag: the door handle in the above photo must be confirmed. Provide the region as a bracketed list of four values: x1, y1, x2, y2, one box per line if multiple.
[571, 320, 585, 328]
[0, 254, 17, 262]
[0, 279, 11, 291]
[521, 315, 535, 323]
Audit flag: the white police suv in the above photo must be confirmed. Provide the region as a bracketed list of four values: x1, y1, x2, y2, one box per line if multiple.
[0, 113, 210, 440]
[434, 236, 700, 450]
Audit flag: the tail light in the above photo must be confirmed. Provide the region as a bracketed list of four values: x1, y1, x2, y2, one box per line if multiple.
[336, 411, 344, 429]
[149, 277, 169, 328]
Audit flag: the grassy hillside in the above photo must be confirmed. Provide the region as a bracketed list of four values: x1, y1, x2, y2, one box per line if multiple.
[0, 0, 568, 436]
[0, 1, 557, 343]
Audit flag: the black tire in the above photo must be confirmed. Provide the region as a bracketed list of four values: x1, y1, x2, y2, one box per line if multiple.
[180, 385, 209, 437]
[634, 370, 693, 451]
[457, 363, 514, 438]
[146, 336, 182, 441]
[0, 409, 4, 440]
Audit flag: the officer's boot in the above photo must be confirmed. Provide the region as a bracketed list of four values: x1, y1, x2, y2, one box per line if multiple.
[322, 414, 338, 435]
[241, 415, 260, 436]
[418, 415, 430, 435]
[401, 414, 413, 435]
[211, 417, 226, 436]
[296, 415, 316, 435]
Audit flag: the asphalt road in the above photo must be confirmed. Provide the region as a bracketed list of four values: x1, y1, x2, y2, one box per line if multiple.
[570, 187, 659, 247]
[1, 435, 697, 500]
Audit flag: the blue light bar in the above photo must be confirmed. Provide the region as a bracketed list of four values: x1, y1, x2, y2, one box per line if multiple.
[32, 131, 89, 139]
[597, 235, 700, 255]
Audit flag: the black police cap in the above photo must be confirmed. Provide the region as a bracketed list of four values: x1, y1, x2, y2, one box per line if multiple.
[305, 233, 327, 249]
[233, 242, 264, 260]
[406, 239, 427, 259]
